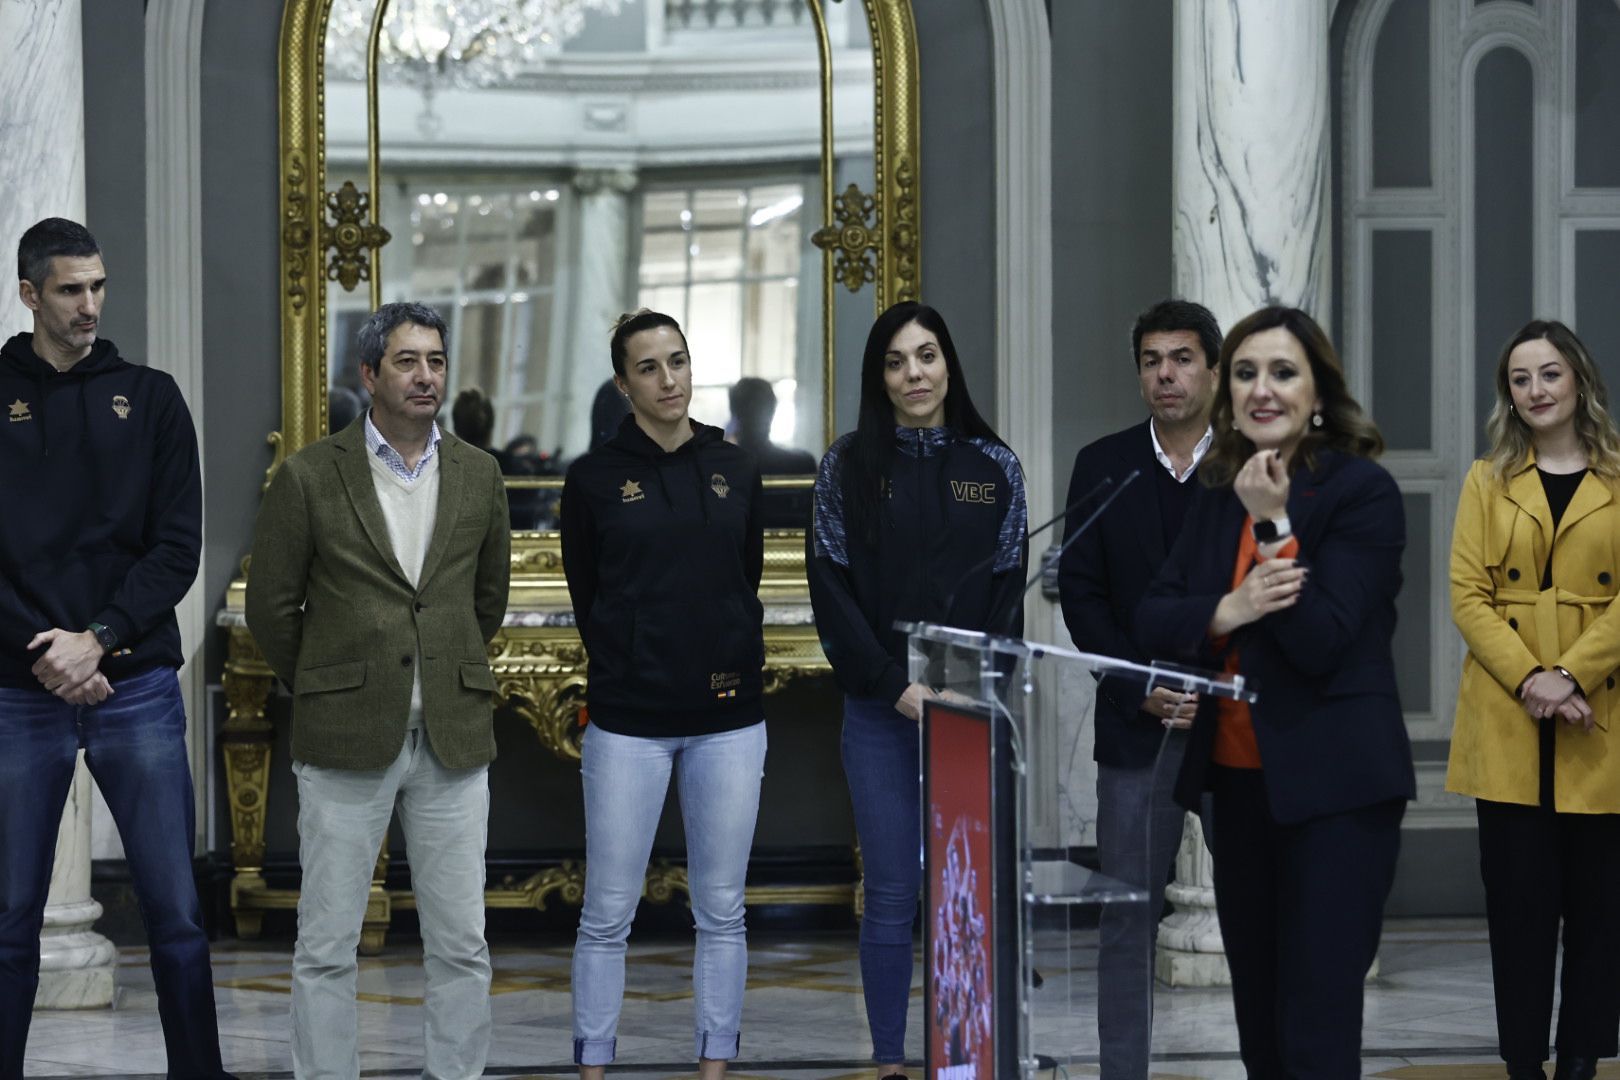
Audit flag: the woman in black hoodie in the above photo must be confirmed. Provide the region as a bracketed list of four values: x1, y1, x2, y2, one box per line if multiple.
[807, 301, 1027, 1078]
[561, 310, 766, 1080]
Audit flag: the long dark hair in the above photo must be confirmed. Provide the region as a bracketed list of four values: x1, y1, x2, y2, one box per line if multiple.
[1200, 306, 1384, 487]
[841, 301, 1006, 545]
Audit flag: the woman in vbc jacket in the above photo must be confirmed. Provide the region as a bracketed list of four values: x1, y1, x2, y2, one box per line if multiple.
[1446, 320, 1620, 1080]
[806, 300, 1027, 1079]
[561, 309, 766, 1080]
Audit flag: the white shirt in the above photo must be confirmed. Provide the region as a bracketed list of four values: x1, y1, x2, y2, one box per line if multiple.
[1149, 421, 1213, 483]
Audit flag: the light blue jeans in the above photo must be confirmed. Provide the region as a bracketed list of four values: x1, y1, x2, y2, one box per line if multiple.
[291, 729, 491, 1080]
[571, 720, 767, 1067]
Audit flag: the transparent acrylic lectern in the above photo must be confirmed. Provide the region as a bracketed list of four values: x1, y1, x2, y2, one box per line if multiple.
[904, 620, 1258, 1080]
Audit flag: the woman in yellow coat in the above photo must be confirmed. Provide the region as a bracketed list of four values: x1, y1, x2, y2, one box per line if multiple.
[1447, 319, 1620, 1080]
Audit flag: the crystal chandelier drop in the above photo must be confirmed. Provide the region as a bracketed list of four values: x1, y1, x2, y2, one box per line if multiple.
[328, 0, 625, 91]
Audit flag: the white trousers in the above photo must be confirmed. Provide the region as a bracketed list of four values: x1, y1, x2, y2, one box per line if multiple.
[291, 730, 491, 1080]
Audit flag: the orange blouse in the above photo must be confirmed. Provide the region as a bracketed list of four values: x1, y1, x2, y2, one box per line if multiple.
[1212, 517, 1300, 769]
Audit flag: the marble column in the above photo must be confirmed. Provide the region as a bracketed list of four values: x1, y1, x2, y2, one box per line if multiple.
[557, 166, 637, 457]
[0, 0, 118, 1010]
[1159, 0, 1331, 989]
[1171, 0, 1331, 333]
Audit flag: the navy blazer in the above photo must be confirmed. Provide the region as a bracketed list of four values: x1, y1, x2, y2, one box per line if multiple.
[1059, 420, 1186, 768]
[1136, 451, 1416, 824]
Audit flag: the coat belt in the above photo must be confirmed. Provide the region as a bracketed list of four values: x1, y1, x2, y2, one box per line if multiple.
[1495, 586, 1612, 668]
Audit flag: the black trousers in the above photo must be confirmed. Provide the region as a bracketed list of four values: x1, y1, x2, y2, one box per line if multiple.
[1476, 798, 1620, 1065]
[1209, 767, 1404, 1080]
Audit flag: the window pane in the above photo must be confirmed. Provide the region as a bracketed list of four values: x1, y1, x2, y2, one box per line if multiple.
[1372, 0, 1432, 188]
[1370, 230, 1433, 450]
[639, 230, 689, 286]
[457, 301, 504, 398]
[1576, 231, 1620, 398]
[1576, 0, 1620, 188]
[643, 190, 689, 232]
[1396, 493, 1432, 713]
[748, 191, 805, 277]
[744, 280, 798, 381]
[637, 284, 687, 326]
[411, 202, 462, 294]
[1473, 47, 1534, 455]
[687, 283, 744, 384]
[691, 188, 747, 229]
[688, 385, 731, 432]
[514, 205, 558, 288]
[690, 228, 745, 282]
[462, 196, 512, 291]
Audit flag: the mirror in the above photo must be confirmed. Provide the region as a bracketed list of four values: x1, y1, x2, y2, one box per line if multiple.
[276, 0, 919, 533]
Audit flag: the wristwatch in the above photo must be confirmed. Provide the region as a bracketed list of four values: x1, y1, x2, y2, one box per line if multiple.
[1252, 515, 1293, 544]
[87, 622, 117, 652]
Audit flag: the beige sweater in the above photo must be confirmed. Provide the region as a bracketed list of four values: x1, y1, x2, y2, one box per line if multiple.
[367, 448, 440, 728]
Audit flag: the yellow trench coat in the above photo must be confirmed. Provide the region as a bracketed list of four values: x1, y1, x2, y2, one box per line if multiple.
[1446, 455, 1620, 812]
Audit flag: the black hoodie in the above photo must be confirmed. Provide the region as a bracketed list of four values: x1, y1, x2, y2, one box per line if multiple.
[0, 333, 201, 687]
[560, 414, 765, 736]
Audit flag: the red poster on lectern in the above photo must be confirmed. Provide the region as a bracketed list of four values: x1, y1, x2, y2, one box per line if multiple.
[923, 700, 997, 1080]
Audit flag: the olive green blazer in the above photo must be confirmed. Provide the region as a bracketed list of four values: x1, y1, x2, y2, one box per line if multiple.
[244, 418, 511, 770]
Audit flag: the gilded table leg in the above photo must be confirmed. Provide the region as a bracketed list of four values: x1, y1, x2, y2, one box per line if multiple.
[222, 629, 275, 939]
[360, 847, 391, 956]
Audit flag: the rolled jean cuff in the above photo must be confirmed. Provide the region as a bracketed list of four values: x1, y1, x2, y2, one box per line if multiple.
[573, 1036, 616, 1066]
[696, 1029, 740, 1061]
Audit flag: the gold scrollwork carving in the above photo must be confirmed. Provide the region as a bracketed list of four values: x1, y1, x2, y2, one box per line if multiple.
[811, 183, 879, 292]
[645, 861, 691, 905]
[890, 156, 919, 302]
[323, 181, 392, 293]
[501, 675, 589, 762]
[498, 863, 587, 911]
[512, 546, 564, 574]
[283, 152, 312, 312]
[495, 639, 590, 665]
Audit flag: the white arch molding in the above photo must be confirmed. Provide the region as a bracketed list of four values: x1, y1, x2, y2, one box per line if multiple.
[983, 0, 1056, 838]
[145, 0, 210, 854]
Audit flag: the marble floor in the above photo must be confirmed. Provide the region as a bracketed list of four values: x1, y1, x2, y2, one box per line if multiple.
[18, 918, 1599, 1078]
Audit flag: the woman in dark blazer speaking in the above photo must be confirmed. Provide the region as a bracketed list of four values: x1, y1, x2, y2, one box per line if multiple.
[1137, 306, 1415, 1079]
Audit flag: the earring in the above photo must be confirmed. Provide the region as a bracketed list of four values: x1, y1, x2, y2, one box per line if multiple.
[1231, 419, 1240, 431]
[1311, 411, 1324, 428]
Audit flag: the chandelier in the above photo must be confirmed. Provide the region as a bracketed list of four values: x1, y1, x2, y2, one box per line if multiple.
[328, 0, 626, 91]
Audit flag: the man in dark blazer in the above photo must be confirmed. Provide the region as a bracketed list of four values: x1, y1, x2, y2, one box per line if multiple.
[246, 302, 510, 1079]
[1058, 298, 1221, 1080]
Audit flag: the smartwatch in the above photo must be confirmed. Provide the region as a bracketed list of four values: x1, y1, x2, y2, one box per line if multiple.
[87, 622, 117, 652]
[1252, 515, 1292, 544]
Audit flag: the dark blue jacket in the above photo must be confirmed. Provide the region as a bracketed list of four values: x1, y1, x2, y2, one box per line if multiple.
[807, 425, 1027, 704]
[0, 333, 201, 687]
[1059, 420, 1187, 768]
[1136, 451, 1416, 824]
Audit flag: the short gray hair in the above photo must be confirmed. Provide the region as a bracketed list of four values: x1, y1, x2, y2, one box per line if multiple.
[356, 301, 449, 373]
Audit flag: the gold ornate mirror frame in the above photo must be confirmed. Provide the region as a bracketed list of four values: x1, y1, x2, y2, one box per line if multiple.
[272, 0, 921, 478]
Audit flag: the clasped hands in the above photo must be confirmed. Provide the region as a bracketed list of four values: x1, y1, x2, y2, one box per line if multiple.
[28, 628, 112, 706]
[1519, 669, 1593, 731]
[1210, 450, 1307, 637]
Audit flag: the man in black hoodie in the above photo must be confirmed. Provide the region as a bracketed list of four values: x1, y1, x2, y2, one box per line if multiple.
[0, 219, 229, 1078]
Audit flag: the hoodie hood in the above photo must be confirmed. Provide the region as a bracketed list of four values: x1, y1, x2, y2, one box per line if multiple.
[600, 412, 725, 461]
[1, 333, 125, 379]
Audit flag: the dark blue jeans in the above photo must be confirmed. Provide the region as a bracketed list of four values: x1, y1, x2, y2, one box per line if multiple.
[842, 696, 921, 1065]
[0, 666, 225, 1080]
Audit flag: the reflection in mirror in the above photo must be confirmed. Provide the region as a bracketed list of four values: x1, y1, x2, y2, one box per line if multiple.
[322, 0, 875, 531]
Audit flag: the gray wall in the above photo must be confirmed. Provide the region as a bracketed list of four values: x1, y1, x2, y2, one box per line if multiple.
[81, 0, 147, 359]
[916, 0, 997, 421]
[200, 0, 284, 675]
[1048, 2, 1175, 513]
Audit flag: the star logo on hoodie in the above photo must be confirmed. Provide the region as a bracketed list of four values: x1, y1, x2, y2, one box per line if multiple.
[620, 479, 644, 503]
[7, 399, 31, 423]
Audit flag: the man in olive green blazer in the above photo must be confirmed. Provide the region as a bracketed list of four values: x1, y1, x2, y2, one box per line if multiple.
[245, 301, 510, 1080]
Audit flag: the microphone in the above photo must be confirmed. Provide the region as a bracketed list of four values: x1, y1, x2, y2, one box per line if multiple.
[940, 474, 1121, 627]
[997, 469, 1139, 636]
